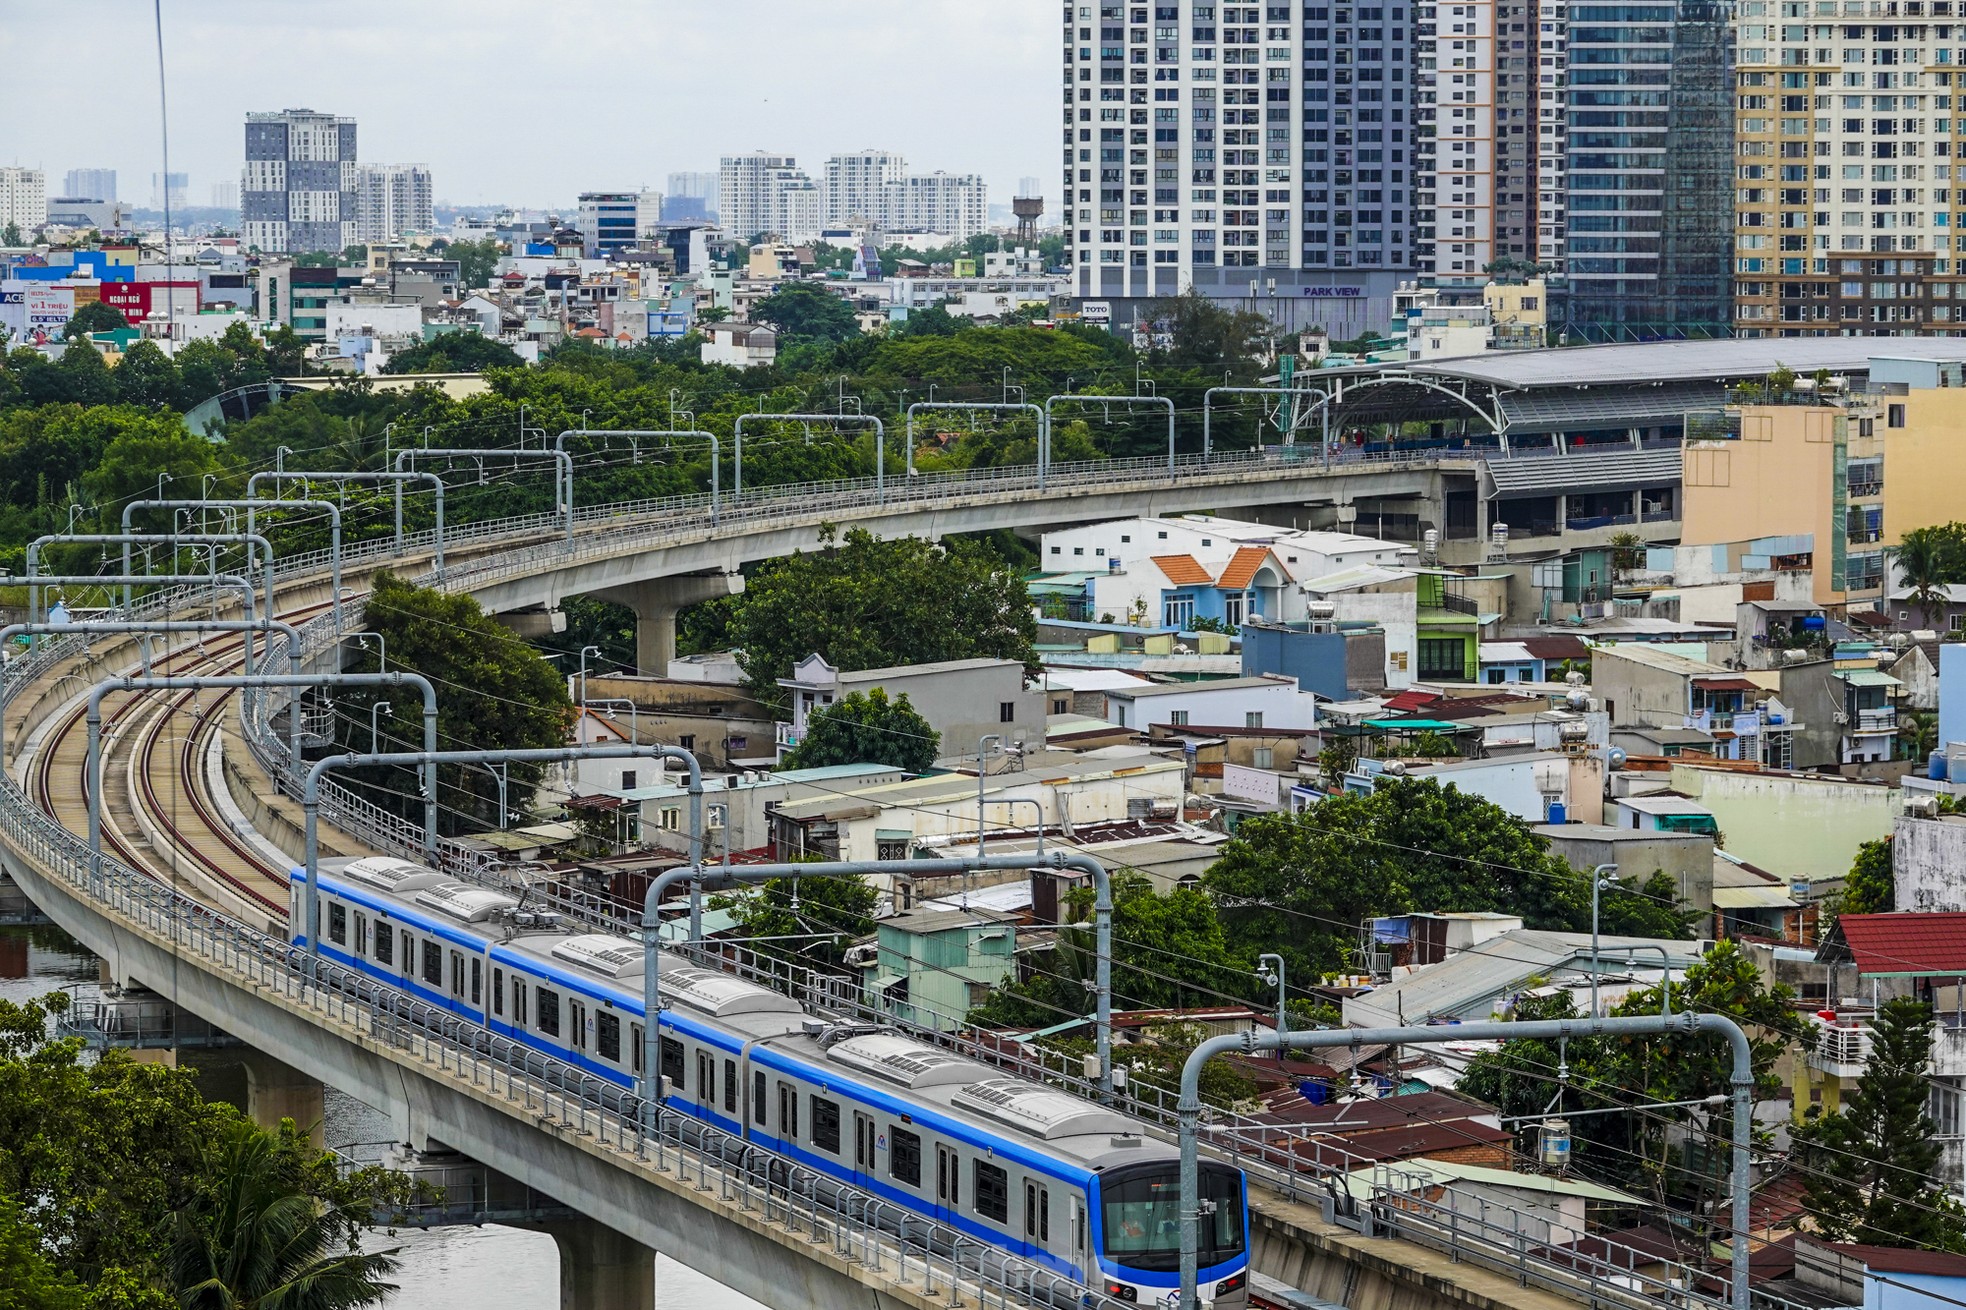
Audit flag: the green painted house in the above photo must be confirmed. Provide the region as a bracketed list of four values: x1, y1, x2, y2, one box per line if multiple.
[864, 908, 1019, 1031]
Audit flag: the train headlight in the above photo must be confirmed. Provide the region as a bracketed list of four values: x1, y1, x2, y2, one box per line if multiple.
[1215, 1273, 1246, 1295]
[1104, 1280, 1139, 1302]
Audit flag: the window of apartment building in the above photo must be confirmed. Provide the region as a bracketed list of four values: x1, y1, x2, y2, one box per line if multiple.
[1418, 638, 1466, 680]
[1000, 702, 1016, 723]
[1170, 710, 1191, 726]
[1889, 403, 1907, 427]
[1253, 746, 1274, 769]
[1246, 712, 1264, 729]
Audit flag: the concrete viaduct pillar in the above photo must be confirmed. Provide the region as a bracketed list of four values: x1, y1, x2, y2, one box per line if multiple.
[593, 574, 744, 676]
[241, 1050, 326, 1146]
[532, 1217, 656, 1310]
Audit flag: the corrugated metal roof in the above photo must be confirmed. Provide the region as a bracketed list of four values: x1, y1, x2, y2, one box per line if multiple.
[1840, 669, 1902, 687]
[1714, 885, 1798, 910]
[1415, 335, 1966, 389]
[1483, 447, 1683, 497]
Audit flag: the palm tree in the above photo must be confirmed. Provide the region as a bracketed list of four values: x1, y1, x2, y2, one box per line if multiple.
[168, 1125, 397, 1310]
[1889, 526, 1960, 629]
[1900, 708, 1939, 763]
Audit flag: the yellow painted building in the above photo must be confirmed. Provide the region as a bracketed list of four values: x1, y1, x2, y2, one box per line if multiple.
[1886, 383, 1966, 542]
[1681, 401, 1885, 609]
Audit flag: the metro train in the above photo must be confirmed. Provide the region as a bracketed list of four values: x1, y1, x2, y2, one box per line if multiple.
[290, 856, 1250, 1307]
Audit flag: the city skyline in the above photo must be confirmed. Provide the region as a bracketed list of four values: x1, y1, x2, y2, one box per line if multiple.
[0, 0, 1056, 212]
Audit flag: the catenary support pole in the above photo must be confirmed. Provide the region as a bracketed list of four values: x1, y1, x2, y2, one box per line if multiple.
[646, 849, 1115, 1103]
[245, 470, 446, 574]
[904, 402, 1047, 486]
[30, 532, 275, 639]
[398, 448, 576, 541]
[1174, 1015, 1756, 1310]
[127, 498, 344, 630]
[1043, 394, 1178, 479]
[732, 413, 885, 501]
[551, 429, 723, 525]
[86, 672, 440, 903]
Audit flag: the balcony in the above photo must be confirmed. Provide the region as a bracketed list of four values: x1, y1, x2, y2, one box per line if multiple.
[1852, 708, 1898, 735]
[1935, 1022, 1966, 1079]
[1849, 480, 1883, 499]
[1807, 1014, 1873, 1079]
[775, 721, 803, 751]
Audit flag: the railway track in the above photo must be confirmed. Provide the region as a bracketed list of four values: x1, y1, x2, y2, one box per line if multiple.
[28, 599, 342, 928]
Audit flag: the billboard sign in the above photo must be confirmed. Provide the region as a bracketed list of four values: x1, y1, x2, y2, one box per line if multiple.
[98, 281, 201, 324]
[22, 285, 75, 346]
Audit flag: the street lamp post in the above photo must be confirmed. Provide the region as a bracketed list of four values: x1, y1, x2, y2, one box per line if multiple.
[578, 644, 603, 709]
[1257, 953, 1288, 1060]
[1590, 862, 1621, 1017]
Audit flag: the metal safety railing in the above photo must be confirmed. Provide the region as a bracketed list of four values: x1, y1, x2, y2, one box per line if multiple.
[2, 445, 1732, 1310]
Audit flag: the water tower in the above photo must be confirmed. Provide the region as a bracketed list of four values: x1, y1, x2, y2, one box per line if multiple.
[1013, 194, 1044, 246]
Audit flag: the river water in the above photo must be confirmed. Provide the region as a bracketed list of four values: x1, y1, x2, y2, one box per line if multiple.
[0, 924, 760, 1310]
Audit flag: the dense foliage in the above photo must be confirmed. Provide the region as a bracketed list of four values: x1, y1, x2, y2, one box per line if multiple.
[1203, 778, 1695, 978]
[0, 992, 400, 1307]
[718, 873, 881, 973]
[782, 688, 940, 774]
[724, 527, 1038, 706]
[336, 571, 575, 833]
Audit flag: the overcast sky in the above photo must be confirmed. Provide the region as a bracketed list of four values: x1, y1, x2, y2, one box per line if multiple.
[1, 1, 1057, 209]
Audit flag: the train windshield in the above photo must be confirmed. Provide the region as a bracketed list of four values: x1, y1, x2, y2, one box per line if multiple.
[1101, 1163, 1245, 1272]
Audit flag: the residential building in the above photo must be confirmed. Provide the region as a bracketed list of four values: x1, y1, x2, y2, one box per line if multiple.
[150, 171, 188, 212]
[1420, 0, 1542, 291]
[1060, 0, 1420, 338]
[1670, 760, 1894, 884]
[354, 164, 434, 243]
[774, 654, 1047, 761]
[44, 198, 126, 231]
[863, 909, 1019, 1031]
[1731, 3, 1964, 336]
[243, 108, 359, 253]
[1242, 619, 1390, 700]
[824, 150, 906, 225]
[0, 167, 47, 234]
[209, 181, 238, 211]
[882, 172, 989, 243]
[1560, 0, 1734, 337]
[63, 168, 116, 203]
[697, 321, 778, 368]
[593, 763, 908, 859]
[718, 153, 821, 243]
[1340, 753, 1587, 825]
[1533, 821, 1717, 916]
[1681, 399, 1887, 610]
[1301, 566, 1480, 688]
[1102, 675, 1316, 732]
[1534, 0, 1570, 269]
[1589, 643, 1797, 764]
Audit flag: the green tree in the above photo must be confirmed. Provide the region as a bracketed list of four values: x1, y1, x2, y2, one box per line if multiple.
[1138, 289, 1276, 380]
[1889, 524, 1966, 628]
[1203, 778, 1692, 979]
[783, 687, 940, 774]
[62, 302, 132, 341]
[338, 571, 575, 833]
[1840, 837, 1895, 918]
[380, 334, 523, 375]
[720, 872, 879, 973]
[445, 238, 503, 290]
[49, 339, 118, 407]
[166, 1121, 398, 1310]
[113, 339, 181, 410]
[2, 223, 21, 247]
[1798, 997, 1966, 1249]
[726, 526, 1037, 702]
[752, 283, 861, 346]
[78, 413, 216, 514]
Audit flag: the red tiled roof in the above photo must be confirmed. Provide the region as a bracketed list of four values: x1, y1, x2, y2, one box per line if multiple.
[1215, 545, 1274, 591]
[1151, 554, 1213, 585]
[1839, 912, 1966, 977]
[1383, 689, 1441, 712]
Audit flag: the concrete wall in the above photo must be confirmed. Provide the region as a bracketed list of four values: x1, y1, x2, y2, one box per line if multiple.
[1892, 813, 1966, 912]
[1683, 406, 1854, 607]
[1671, 764, 1896, 883]
[841, 662, 1048, 758]
[1538, 827, 1717, 913]
[1942, 645, 1966, 755]
[1105, 680, 1318, 732]
[1242, 625, 1363, 700]
[1889, 384, 1966, 545]
[1326, 590, 1417, 688]
[1592, 651, 1689, 727]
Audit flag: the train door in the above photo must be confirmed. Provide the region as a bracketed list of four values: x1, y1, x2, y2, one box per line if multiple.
[448, 950, 465, 1006]
[935, 1144, 960, 1227]
[568, 999, 589, 1057]
[1071, 1195, 1088, 1281]
[852, 1113, 876, 1190]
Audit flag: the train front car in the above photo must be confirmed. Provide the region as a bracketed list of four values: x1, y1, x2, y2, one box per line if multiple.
[1092, 1158, 1248, 1309]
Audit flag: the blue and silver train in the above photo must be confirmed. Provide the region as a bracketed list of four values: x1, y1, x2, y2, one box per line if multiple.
[292, 856, 1250, 1307]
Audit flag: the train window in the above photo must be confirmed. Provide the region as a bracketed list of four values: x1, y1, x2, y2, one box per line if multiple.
[513, 980, 528, 1027]
[492, 968, 504, 1016]
[660, 1037, 685, 1089]
[374, 926, 393, 966]
[1075, 1199, 1085, 1252]
[536, 987, 560, 1037]
[399, 930, 411, 971]
[753, 1072, 766, 1123]
[1040, 1187, 1051, 1241]
[778, 1083, 799, 1138]
[421, 940, 442, 986]
[328, 903, 346, 945]
[470, 958, 481, 1006]
[1026, 1183, 1050, 1239]
[569, 1000, 588, 1051]
[890, 1127, 922, 1186]
[697, 1052, 713, 1102]
[723, 1060, 737, 1113]
[976, 1162, 1009, 1222]
[811, 1096, 841, 1153]
[936, 1145, 959, 1206]
[631, 1024, 644, 1074]
[597, 1012, 620, 1062]
[354, 913, 368, 956]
